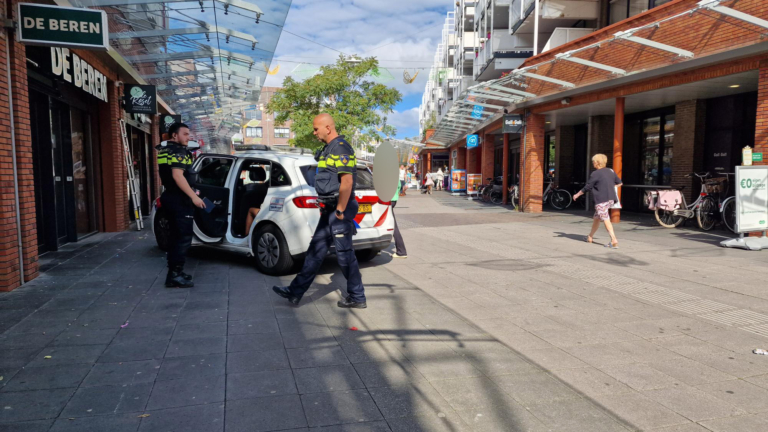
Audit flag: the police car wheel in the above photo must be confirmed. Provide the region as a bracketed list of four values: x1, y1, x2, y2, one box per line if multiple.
[253, 224, 293, 276]
[355, 249, 379, 263]
[154, 209, 171, 252]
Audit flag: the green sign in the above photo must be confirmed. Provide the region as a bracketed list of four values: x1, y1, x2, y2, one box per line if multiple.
[17, 3, 109, 51]
[754, 153, 763, 162]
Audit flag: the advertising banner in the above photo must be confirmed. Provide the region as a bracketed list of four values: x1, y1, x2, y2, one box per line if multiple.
[503, 114, 524, 133]
[467, 174, 482, 194]
[451, 169, 466, 192]
[124, 84, 158, 114]
[471, 105, 484, 119]
[160, 115, 182, 134]
[736, 165, 768, 233]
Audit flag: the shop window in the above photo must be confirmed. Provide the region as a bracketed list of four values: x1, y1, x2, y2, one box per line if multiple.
[610, 0, 670, 25]
[640, 113, 674, 186]
[275, 127, 290, 138]
[246, 127, 262, 138]
[197, 157, 234, 187]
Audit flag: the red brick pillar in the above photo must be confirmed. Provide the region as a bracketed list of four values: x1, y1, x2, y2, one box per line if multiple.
[0, 13, 40, 291]
[521, 114, 546, 213]
[611, 98, 624, 223]
[100, 84, 129, 232]
[482, 131, 494, 183]
[754, 60, 768, 165]
[502, 133, 509, 205]
[673, 100, 706, 202]
[427, 152, 432, 173]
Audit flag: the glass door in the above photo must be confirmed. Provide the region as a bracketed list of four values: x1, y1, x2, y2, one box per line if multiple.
[640, 114, 675, 186]
[70, 108, 96, 238]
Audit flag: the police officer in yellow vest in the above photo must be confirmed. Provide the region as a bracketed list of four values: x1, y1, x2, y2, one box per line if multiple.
[157, 123, 206, 288]
[273, 114, 366, 308]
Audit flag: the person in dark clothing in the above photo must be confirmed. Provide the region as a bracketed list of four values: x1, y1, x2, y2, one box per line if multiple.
[391, 180, 407, 258]
[272, 114, 366, 309]
[157, 123, 206, 288]
[574, 153, 622, 249]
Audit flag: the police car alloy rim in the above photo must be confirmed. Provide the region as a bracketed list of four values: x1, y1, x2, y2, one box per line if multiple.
[257, 233, 279, 268]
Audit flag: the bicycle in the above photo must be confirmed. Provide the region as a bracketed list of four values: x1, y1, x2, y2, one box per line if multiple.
[718, 173, 737, 233]
[542, 177, 572, 210]
[479, 177, 503, 204]
[651, 172, 724, 230]
[508, 184, 520, 210]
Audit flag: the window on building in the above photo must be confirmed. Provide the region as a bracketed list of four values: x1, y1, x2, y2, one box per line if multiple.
[610, 0, 671, 25]
[274, 128, 290, 139]
[245, 127, 262, 138]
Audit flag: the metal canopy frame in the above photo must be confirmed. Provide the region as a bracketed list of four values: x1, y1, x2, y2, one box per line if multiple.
[111, 25, 258, 48]
[699, 0, 768, 30]
[76, 0, 263, 15]
[555, 52, 627, 76]
[614, 30, 694, 58]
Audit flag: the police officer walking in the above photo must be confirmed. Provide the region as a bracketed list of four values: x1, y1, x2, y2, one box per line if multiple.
[157, 123, 206, 288]
[272, 114, 367, 309]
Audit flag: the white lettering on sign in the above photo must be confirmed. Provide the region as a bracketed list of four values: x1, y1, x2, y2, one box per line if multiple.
[50, 47, 108, 103]
[45, 19, 99, 34]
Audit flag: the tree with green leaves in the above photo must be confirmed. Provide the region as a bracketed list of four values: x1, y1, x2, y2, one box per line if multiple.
[266, 56, 402, 149]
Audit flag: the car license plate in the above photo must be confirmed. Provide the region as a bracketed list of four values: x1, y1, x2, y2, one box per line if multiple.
[358, 204, 372, 213]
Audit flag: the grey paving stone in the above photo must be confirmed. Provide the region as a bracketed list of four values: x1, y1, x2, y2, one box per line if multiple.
[601, 363, 682, 391]
[49, 413, 141, 432]
[52, 327, 119, 346]
[0, 388, 74, 422]
[0, 333, 56, 350]
[227, 332, 284, 353]
[552, 367, 634, 397]
[146, 374, 225, 410]
[453, 398, 550, 432]
[287, 346, 350, 369]
[281, 327, 339, 350]
[165, 336, 226, 358]
[225, 394, 307, 432]
[81, 359, 161, 387]
[1, 364, 91, 392]
[60, 383, 153, 417]
[353, 360, 427, 389]
[172, 322, 227, 340]
[227, 349, 291, 374]
[642, 385, 746, 421]
[123, 313, 178, 329]
[696, 379, 768, 414]
[113, 325, 175, 344]
[176, 309, 228, 325]
[517, 347, 589, 371]
[27, 345, 106, 366]
[592, 391, 690, 430]
[386, 412, 473, 432]
[293, 365, 364, 394]
[312, 421, 391, 432]
[494, 371, 582, 404]
[138, 403, 225, 432]
[649, 358, 736, 386]
[409, 356, 483, 382]
[0, 420, 53, 432]
[0, 348, 42, 370]
[301, 389, 383, 427]
[226, 369, 297, 400]
[99, 340, 168, 362]
[527, 397, 630, 432]
[339, 341, 408, 364]
[368, 382, 454, 420]
[699, 415, 768, 432]
[157, 353, 226, 381]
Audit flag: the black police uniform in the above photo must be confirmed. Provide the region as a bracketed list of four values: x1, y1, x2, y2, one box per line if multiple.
[285, 135, 365, 303]
[157, 141, 196, 285]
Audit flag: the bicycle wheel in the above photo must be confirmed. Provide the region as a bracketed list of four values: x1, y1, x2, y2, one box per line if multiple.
[550, 190, 572, 210]
[721, 198, 737, 233]
[655, 209, 685, 228]
[481, 187, 491, 202]
[490, 190, 502, 204]
[696, 196, 718, 231]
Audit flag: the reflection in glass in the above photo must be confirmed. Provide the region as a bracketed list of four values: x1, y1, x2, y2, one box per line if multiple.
[70, 108, 94, 237]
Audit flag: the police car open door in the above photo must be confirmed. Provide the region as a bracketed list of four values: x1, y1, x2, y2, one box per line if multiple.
[192, 155, 235, 240]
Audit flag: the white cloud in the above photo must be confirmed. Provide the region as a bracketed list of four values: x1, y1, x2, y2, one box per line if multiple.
[385, 107, 420, 131]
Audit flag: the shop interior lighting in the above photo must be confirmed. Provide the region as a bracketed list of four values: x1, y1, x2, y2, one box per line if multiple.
[730, 84, 740, 88]
[555, 52, 627, 76]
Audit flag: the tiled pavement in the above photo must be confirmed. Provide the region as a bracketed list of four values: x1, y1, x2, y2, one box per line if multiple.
[2, 194, 768, 431]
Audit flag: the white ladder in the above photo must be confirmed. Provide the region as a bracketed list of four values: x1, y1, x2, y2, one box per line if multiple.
[119, 119, 144, 230]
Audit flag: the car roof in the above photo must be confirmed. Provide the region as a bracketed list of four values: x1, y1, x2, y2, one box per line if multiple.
[202, 151, 370, 170]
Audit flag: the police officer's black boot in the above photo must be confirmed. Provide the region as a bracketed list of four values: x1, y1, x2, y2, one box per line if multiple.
[166, 266, 194, 288]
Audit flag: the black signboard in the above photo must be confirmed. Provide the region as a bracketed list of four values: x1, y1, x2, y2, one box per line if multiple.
[160, 114, 182, 134]
[503, 114, 524, 134]
[123, 84, 157, 114]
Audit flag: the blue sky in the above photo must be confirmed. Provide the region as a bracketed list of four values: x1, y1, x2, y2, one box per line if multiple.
[263, 0, 452, 139]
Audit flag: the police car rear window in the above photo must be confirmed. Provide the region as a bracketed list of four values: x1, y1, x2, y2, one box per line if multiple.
[300, 165, 374, 190]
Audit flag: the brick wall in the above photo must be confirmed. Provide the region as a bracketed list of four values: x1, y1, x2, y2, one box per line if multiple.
[756, 60, 768, 166]
[589, 116, 615, 167]
[673, 100, 707, 200]
[555, 125, 575, 186]
[467, 147, 480, 174]
[521, 114, 546, 213]
[452, 142, 465, 170]
[0, 1, 40, 291]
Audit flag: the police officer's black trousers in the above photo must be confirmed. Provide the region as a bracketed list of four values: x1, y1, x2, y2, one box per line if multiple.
[162, 192, 194, 270]
[288, 200, 366, 302]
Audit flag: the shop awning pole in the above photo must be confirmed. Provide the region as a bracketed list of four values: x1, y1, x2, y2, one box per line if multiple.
[4, 33, 25, 286]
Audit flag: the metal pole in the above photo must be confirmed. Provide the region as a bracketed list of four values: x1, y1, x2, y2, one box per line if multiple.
[520, 110, 528, 212]
[4, 31, 25, 286]
[533, 0, 540, 56]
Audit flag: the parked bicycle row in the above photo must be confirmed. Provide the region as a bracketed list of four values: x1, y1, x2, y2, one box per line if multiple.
[474, 175, 573, 211]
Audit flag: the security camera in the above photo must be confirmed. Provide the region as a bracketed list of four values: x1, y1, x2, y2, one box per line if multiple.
[115, 80, 124, 87]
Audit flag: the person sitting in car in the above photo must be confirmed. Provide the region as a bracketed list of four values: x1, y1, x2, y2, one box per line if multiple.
[242, 165, 269, 236]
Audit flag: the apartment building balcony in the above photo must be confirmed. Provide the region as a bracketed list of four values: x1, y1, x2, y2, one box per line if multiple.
[510, 0, 599, 53]
[473, 32, 533, 81]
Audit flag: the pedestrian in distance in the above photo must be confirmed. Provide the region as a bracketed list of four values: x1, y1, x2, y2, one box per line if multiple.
[423, 172, 434, 194]
[573, 153, 622, 249]
[273, 114, 367, 309]
[399, 165, 406, 197]
[436, 167, 444, 191]
[156, 123, 207, 288]
[391, 180, 407, 259]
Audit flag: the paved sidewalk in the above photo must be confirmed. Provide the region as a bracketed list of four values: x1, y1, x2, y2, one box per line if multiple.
[1, 193, 768, 431]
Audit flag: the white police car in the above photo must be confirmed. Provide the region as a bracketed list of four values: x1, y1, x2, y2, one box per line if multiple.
[150, 147, 395, 275]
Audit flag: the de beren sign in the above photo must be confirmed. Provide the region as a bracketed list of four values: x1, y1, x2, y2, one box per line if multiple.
[51, 47, 108, 103]
[17, 3, 109, 51]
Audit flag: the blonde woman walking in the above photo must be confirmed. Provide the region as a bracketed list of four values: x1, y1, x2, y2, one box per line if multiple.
[573, 154, 622, 249]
